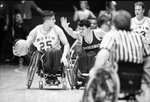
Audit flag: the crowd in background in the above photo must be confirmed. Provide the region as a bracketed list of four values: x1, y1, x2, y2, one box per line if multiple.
[0, 0, 150, 65]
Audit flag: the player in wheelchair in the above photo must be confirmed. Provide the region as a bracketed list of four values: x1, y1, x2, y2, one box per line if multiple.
[61, 17, 106, 89]
[13, 10, 70, 89]
[82, 10, 150, 102]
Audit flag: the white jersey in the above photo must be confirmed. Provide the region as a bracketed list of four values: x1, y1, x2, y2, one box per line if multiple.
[33, 25, 61, 51]
[131, 17, 150, 38]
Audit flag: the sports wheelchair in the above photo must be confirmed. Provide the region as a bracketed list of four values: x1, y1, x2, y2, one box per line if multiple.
[26, 49, 74, 90]
[82, 61, 145, 102]
[67, 44, 96, 89]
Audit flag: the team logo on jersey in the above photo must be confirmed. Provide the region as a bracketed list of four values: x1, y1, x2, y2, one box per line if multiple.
[36, 35, 55, 42]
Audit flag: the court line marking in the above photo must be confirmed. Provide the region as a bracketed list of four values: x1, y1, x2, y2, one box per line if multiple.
[14, 65, 27, 74]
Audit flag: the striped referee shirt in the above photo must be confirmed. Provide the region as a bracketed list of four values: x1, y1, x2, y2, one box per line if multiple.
[100, 29, 150, 64]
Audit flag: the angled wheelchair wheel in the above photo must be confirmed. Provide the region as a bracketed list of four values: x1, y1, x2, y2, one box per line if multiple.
[67, 54, 79, 90]
[26, 51, 40, 89]
[66, 66, 75, 90]
[82, 67, 120, 102]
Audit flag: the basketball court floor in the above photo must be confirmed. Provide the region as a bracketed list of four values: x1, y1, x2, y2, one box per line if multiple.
[0, 64, 83, 102]
[0, 63, 150, 102]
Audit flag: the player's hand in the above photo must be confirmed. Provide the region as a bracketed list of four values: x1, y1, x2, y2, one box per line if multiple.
[60, 17, 70, 28]
[60, 56, 69, 67]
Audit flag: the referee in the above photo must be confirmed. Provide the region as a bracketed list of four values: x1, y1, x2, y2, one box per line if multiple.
[90, 10, 150, 90]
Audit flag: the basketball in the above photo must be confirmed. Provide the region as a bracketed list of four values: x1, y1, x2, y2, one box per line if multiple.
[13, 39, 30, 56]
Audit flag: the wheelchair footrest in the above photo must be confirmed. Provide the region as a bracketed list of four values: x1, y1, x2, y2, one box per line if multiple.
[81, 73, 89, 77]
[45, 74, 61, 78]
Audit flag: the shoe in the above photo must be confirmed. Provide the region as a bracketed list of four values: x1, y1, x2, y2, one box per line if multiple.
[45, 77, 53, 85]
[53, 77, 60, 85]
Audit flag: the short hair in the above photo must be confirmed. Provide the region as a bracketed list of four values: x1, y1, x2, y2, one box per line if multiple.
[42, 10, 55, 22]
[78, 19, 91, 28]
[134, 1, 145, 9]
[112, 10, 131, 31]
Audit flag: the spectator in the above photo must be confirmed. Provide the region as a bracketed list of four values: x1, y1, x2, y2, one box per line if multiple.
[97, 1, 117, 32]
[0, 0, 9, 62]
[12, 0, 43, 32]
[73, 0, 96, 31]
[11, 13, 29, 64]
[12, 13, 28, 40]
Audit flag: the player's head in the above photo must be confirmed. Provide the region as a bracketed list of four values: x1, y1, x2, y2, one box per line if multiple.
[112, 10, 131, 31]
[78, 19, 91, 36]
[42, 10, 56, 26]
[89, 18, 98, 29]
[134, 1, 145, 19]
[79, 0, 89, 9]
[78, 19, 91, 28]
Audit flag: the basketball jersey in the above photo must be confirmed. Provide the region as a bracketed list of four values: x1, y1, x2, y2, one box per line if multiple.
[33, 25, 60, 51]
[131, 17, 150, 38]
[82, 31, 102, 53]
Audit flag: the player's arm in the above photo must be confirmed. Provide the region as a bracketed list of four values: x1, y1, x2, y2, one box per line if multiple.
[60, 17, 80, 39]
[89, 10, 96, 19]
[94, 28, 106, 40]
[26, 27, 37, 46]
[89, 32, 114, 77]
[97, 10, 104, 19]
[73, 5, 78, 21]
[31, 1, 43, 15]
[55, 25, 70, 58]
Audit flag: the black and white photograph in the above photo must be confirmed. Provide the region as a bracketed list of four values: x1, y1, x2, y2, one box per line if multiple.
[0, 0, 150, 102]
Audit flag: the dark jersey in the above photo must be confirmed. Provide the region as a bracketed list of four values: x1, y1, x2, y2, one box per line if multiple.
[82, 31, 102, 53]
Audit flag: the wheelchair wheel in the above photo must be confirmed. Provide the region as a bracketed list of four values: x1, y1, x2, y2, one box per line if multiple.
[82, 67, 120, 102]
[66, 66, 75, 90]
[26, 51, 40, 89]
[61, 66, 67, 89]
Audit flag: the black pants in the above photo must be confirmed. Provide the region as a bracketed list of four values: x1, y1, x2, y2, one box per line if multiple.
[78, 51, 97, 73]
[43, 47, 63, 75]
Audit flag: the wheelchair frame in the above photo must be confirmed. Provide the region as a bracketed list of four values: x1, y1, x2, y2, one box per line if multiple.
[82, 63, 144, 102]
[26, 51, 73, 89]
[82, 66, 120, 102]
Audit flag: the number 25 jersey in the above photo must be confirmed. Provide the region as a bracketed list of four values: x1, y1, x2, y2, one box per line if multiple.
[33, 25, 60, 51]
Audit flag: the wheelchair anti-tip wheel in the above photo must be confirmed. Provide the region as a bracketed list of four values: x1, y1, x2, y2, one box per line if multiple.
[26, 51, 40, 89]
[82, 67, 120, 102]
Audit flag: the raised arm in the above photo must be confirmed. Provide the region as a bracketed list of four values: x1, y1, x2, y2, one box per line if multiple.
[89, 10, 96, 19]
[73, 5, 78, 21]
[31, 1, 43, 15]
[60, 17, 80, 39]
